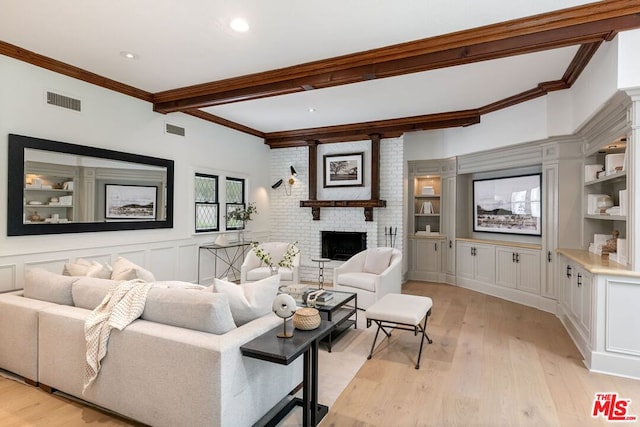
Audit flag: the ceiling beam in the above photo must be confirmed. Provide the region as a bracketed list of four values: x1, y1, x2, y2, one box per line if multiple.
[264, 40, 602, 147]
[183, 110, 264, 138]
[264, 110, 481, 148]
[152, 1, 640, 113]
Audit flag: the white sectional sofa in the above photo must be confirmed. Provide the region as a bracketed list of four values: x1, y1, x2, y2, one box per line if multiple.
[0, 268, 302, 427]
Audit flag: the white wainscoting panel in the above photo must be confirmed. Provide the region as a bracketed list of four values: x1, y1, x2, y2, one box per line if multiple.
[606, 279, 640, 356]
[0, 264, 17, 292]
[178, 244, 199, 284]
[149, 246, 178, 281]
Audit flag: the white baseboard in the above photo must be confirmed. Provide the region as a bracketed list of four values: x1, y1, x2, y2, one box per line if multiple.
[455, 276, 557, 314]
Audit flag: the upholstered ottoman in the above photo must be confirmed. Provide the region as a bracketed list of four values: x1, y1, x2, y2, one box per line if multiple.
[365, 293, 433, 369]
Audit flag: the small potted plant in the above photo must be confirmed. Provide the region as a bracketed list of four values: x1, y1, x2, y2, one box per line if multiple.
[226, 202, 257, 228]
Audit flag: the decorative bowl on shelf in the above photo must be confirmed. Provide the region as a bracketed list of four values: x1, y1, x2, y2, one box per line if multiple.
[293, 307, 321, 330]
[596, 195, 613, 211]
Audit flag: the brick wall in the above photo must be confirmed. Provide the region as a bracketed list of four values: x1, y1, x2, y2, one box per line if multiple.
[269, 138, 404, 283]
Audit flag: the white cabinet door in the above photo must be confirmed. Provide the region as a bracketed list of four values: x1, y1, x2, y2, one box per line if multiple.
[516, 249, 541, 294]
[577, 269, 592, 339]
[416, 239, 442, 274]
[559, 259, 572, 310]
[456, 242, 475, 280]
[542, 162, 558, 298]
[474, 244, 495, 283]
[442, 176, 456, 276]
[495, 246, 541, 293]
[495, 247, 517, 288]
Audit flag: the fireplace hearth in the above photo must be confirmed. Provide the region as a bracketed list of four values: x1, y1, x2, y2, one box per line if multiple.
[321, 231, 367, 261]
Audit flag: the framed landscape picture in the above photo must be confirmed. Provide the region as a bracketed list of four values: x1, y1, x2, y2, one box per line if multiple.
[323, 152, 364, 187]
[473, 173, 541, 235]
[105, 184, 157, 220]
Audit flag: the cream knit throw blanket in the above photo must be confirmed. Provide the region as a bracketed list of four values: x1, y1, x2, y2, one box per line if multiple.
[83, 279, 153, 392]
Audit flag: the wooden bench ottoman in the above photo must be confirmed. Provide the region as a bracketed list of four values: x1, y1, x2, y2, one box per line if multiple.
[365, 293, 433, 369]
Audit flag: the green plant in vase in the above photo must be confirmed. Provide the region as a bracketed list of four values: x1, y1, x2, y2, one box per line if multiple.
[226, 202, 258, 241]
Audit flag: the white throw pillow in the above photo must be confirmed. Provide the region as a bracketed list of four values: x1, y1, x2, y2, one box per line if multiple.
[363, 248, 394, 275]
[85, 261, 113, 279]
[62, 258, 92, 276]
[213, 275, 280, 326]
[24, 268, 78, 305]
[111, 256, 156, 282]
[152, 280, 206, 290]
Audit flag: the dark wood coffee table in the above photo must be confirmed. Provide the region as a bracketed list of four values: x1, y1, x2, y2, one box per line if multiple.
[240, 319, 334, 427]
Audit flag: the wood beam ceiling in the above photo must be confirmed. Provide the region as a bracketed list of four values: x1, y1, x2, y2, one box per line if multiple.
[2, 1, 639, 148]
[263, 40, 602, 147]
[152, 1, 640, 114]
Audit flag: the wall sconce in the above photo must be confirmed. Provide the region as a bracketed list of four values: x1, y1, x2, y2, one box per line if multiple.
[271, 165, 297, 195]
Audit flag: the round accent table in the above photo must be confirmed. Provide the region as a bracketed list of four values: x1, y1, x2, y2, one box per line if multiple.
[311, 257, 331, 290]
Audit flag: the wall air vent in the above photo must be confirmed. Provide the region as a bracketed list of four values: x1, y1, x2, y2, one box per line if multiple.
[165, 123, 186, 137]
[46, 91, 81, 112]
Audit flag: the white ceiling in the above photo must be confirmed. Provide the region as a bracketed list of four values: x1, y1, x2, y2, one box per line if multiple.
[1, 0, 598, 133]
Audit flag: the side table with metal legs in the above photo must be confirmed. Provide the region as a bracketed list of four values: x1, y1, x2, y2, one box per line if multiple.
[311, 257, 331, 289]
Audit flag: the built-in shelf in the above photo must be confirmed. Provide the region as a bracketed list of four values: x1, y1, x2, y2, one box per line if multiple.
[415, 195, 440, 198]
[584, 171, 626, 186]
[584, 214, 626, 221]
[415, 214, 440, 217]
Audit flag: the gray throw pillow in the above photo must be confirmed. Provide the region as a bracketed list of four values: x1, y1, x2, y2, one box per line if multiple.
[23, 268, 78, 305]
[142, 287, 236, 334]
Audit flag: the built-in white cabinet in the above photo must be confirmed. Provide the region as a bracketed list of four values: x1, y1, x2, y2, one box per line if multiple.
[408, 159, 455, 281]
[560, 259, 592, 342]
[408, 237, 444, 282]
[557, 250, 640, 379]
[495, 246, 541, 294]
[456, 241, 495, 283]
[441, 174, 456, 280]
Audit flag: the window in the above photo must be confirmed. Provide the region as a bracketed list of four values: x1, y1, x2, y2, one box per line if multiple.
[225, 177, 246, 230]
[194, 173, 218, 232]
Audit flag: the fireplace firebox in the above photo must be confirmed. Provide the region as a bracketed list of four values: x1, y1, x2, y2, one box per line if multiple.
[321, 231, 367, 261]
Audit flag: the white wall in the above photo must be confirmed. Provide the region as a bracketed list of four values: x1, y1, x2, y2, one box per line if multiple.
[269, 138, 404, 282]
[617, 29, 640, 90]
[0, 55, 270, 288]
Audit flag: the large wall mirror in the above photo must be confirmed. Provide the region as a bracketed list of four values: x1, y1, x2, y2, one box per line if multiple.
[8, 134, 174, 236]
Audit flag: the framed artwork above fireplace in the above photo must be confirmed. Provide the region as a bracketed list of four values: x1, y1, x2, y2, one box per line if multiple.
[323, 152, 364, 188]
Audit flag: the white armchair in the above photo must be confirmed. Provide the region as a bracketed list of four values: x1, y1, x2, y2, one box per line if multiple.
[240, 242, 300, 284]
[333, 247, 402, 309]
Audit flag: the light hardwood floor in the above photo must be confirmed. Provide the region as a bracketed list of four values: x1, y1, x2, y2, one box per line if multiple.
[322, 281, 640, 427]
[1, 281, 639, 426]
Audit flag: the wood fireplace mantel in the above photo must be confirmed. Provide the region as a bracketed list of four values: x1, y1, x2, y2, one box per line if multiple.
[300, 199, 387, 221]
[302, 134, 386, 221]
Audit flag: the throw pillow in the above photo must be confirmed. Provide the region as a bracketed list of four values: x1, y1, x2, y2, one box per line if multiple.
[142, 287, 236, 334]
[23, 268, 78, 305]
[212, 275, 280, 326]
[152, 280, 206, 290]
[72, 277, 118, 309]
[363, 248, 394, 275]
[62, 258, 92, 276]
[85, 261, 113, 279]
[111, 256, 156, 282]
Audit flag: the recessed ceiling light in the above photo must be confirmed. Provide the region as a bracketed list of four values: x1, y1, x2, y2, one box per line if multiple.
[308, 108, 316, 113]
[120, 51, 138, 60]
[229, 18, 250, 33]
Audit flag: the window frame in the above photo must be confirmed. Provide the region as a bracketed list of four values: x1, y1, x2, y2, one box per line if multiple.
[194, 172, 219, 233]
[225, 177, 247, 231]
